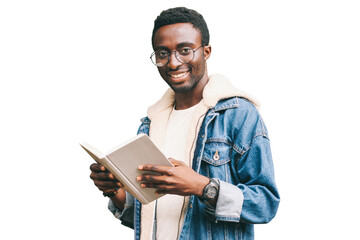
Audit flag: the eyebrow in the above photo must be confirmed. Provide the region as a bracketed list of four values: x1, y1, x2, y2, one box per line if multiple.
[154, 42, 196, 51]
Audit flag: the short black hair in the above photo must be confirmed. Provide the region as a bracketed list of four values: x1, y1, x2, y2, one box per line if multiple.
[152, 7, 210, 48]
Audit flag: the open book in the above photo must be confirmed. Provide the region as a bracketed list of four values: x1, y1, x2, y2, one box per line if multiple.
[80, 134, 173, 204]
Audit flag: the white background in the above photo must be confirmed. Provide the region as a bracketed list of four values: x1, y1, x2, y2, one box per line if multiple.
[1, 0, 359, 239]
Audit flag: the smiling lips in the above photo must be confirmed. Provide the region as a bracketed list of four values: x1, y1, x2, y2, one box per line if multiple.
[168, 70, 189, 79]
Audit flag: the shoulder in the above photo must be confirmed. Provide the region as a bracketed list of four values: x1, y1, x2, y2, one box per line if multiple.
[212, 97, 268, 140]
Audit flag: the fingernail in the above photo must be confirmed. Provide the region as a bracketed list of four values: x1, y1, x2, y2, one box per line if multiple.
[155, 192, 159, 195]
[101, 166, 105, 171]
[138, 165, 143, 170]
[109, 174, 114, 179]
[136, 176, 141, 181]
[140, 184, 146, 188]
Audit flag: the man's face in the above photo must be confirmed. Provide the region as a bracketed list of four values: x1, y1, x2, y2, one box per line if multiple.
[153, 23, 211, 93]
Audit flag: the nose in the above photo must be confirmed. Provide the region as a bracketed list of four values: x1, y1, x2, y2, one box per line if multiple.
[167, 51, 182, 69]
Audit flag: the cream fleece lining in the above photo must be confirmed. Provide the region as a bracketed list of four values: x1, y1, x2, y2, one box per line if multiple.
[140, 74, 259, 240]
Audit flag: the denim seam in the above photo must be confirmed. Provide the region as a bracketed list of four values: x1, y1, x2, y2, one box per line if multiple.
[202, 156, 231, 165]
[233, 133, 269, 167]
[206, 138, 233, 145]
[233, 144, 246, 156]
[242, 132, 269, 153]
[253, 131, 269, 142]
[224, 222, 228, 240]
[202, 140, 232, 166]
[213, 97, 240, 112]
[207, 219, 212, 240]
[259, 118, 269, 139]
[204, 138, 238, 166]
[213, 104, 239, 111]
[225, 160, 229, 182]
[214, 215, 241, 222]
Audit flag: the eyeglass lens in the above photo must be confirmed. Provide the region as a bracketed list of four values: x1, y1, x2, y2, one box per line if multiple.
[151, 46, 202, 67]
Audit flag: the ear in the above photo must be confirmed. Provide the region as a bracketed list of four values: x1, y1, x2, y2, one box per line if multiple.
[204, 45, 212, 61]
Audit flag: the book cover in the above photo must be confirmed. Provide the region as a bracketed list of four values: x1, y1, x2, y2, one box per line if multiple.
[80, 134, 173, 204]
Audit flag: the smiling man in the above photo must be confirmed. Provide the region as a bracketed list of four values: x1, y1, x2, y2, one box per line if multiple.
[89, 7, 280, 240]
[151, 23, 210, 107]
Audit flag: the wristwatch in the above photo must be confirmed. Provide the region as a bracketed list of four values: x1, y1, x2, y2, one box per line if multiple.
[200, 178, 219, 202]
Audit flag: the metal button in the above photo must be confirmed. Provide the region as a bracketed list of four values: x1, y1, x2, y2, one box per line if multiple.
[213, 150, 220, 161]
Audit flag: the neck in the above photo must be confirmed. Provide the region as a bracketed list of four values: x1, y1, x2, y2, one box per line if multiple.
[174, 70, 209, 110]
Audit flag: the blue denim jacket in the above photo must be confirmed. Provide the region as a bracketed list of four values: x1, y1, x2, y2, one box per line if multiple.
[109, 96, 280, 240]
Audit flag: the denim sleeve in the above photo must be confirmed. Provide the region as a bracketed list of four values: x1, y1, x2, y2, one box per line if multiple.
[203, 179, 244, 222]
[108, 192, 135, 229]
[207, 135, 280, 224]
[236, 135, 280, 223]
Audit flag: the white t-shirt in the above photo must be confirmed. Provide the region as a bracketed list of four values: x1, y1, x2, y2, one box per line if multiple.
[156, 103, 199, 240]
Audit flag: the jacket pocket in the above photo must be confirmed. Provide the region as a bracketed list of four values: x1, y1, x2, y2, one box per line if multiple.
[202, 140, 232, 166]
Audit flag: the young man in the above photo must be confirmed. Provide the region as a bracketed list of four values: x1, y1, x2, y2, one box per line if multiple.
[90, 7, 280, 240]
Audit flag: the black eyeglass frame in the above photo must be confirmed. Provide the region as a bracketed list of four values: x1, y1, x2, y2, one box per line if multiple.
[150, 45, 204, 67]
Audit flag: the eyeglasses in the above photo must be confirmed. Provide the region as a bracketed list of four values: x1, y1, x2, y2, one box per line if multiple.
[150, 46, 203, 67]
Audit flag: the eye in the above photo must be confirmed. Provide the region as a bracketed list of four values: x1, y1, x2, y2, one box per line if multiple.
[156, 50, 169, 59]
[178, 48, 192, 56]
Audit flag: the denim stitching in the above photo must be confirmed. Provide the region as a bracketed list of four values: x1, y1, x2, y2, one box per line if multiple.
[233, 144, 246, 156]
[202, 156, 231, 166]
[213, 103, 239, 112]
[206, 138, 233, 145]
[224, 222, 228, 240]
[225, 162, 229, 182]
[213, 98, 240, 111]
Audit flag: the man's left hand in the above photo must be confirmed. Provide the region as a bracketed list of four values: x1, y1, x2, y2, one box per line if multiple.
[137, 158, 210, 196]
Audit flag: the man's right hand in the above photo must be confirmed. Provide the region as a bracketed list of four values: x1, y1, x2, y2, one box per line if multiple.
[89, 163, 126, 210]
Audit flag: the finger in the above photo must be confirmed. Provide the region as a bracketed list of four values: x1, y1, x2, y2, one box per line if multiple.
[95, 180, 120, 189]
[102, 189, 115, 195]
[140, 182, 172, 189]
[137, 173, 170, 183]
[148, 184, 180, 195]
[100, 181, 124, 188]
[90, 171, 119, 182]
[138, 164, 173, 175]
[168, 158, 185, 166]
[90, 163, 107, 172]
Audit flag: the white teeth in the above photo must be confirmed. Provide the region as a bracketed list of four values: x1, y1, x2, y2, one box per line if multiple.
[171, 72, 187, 78]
